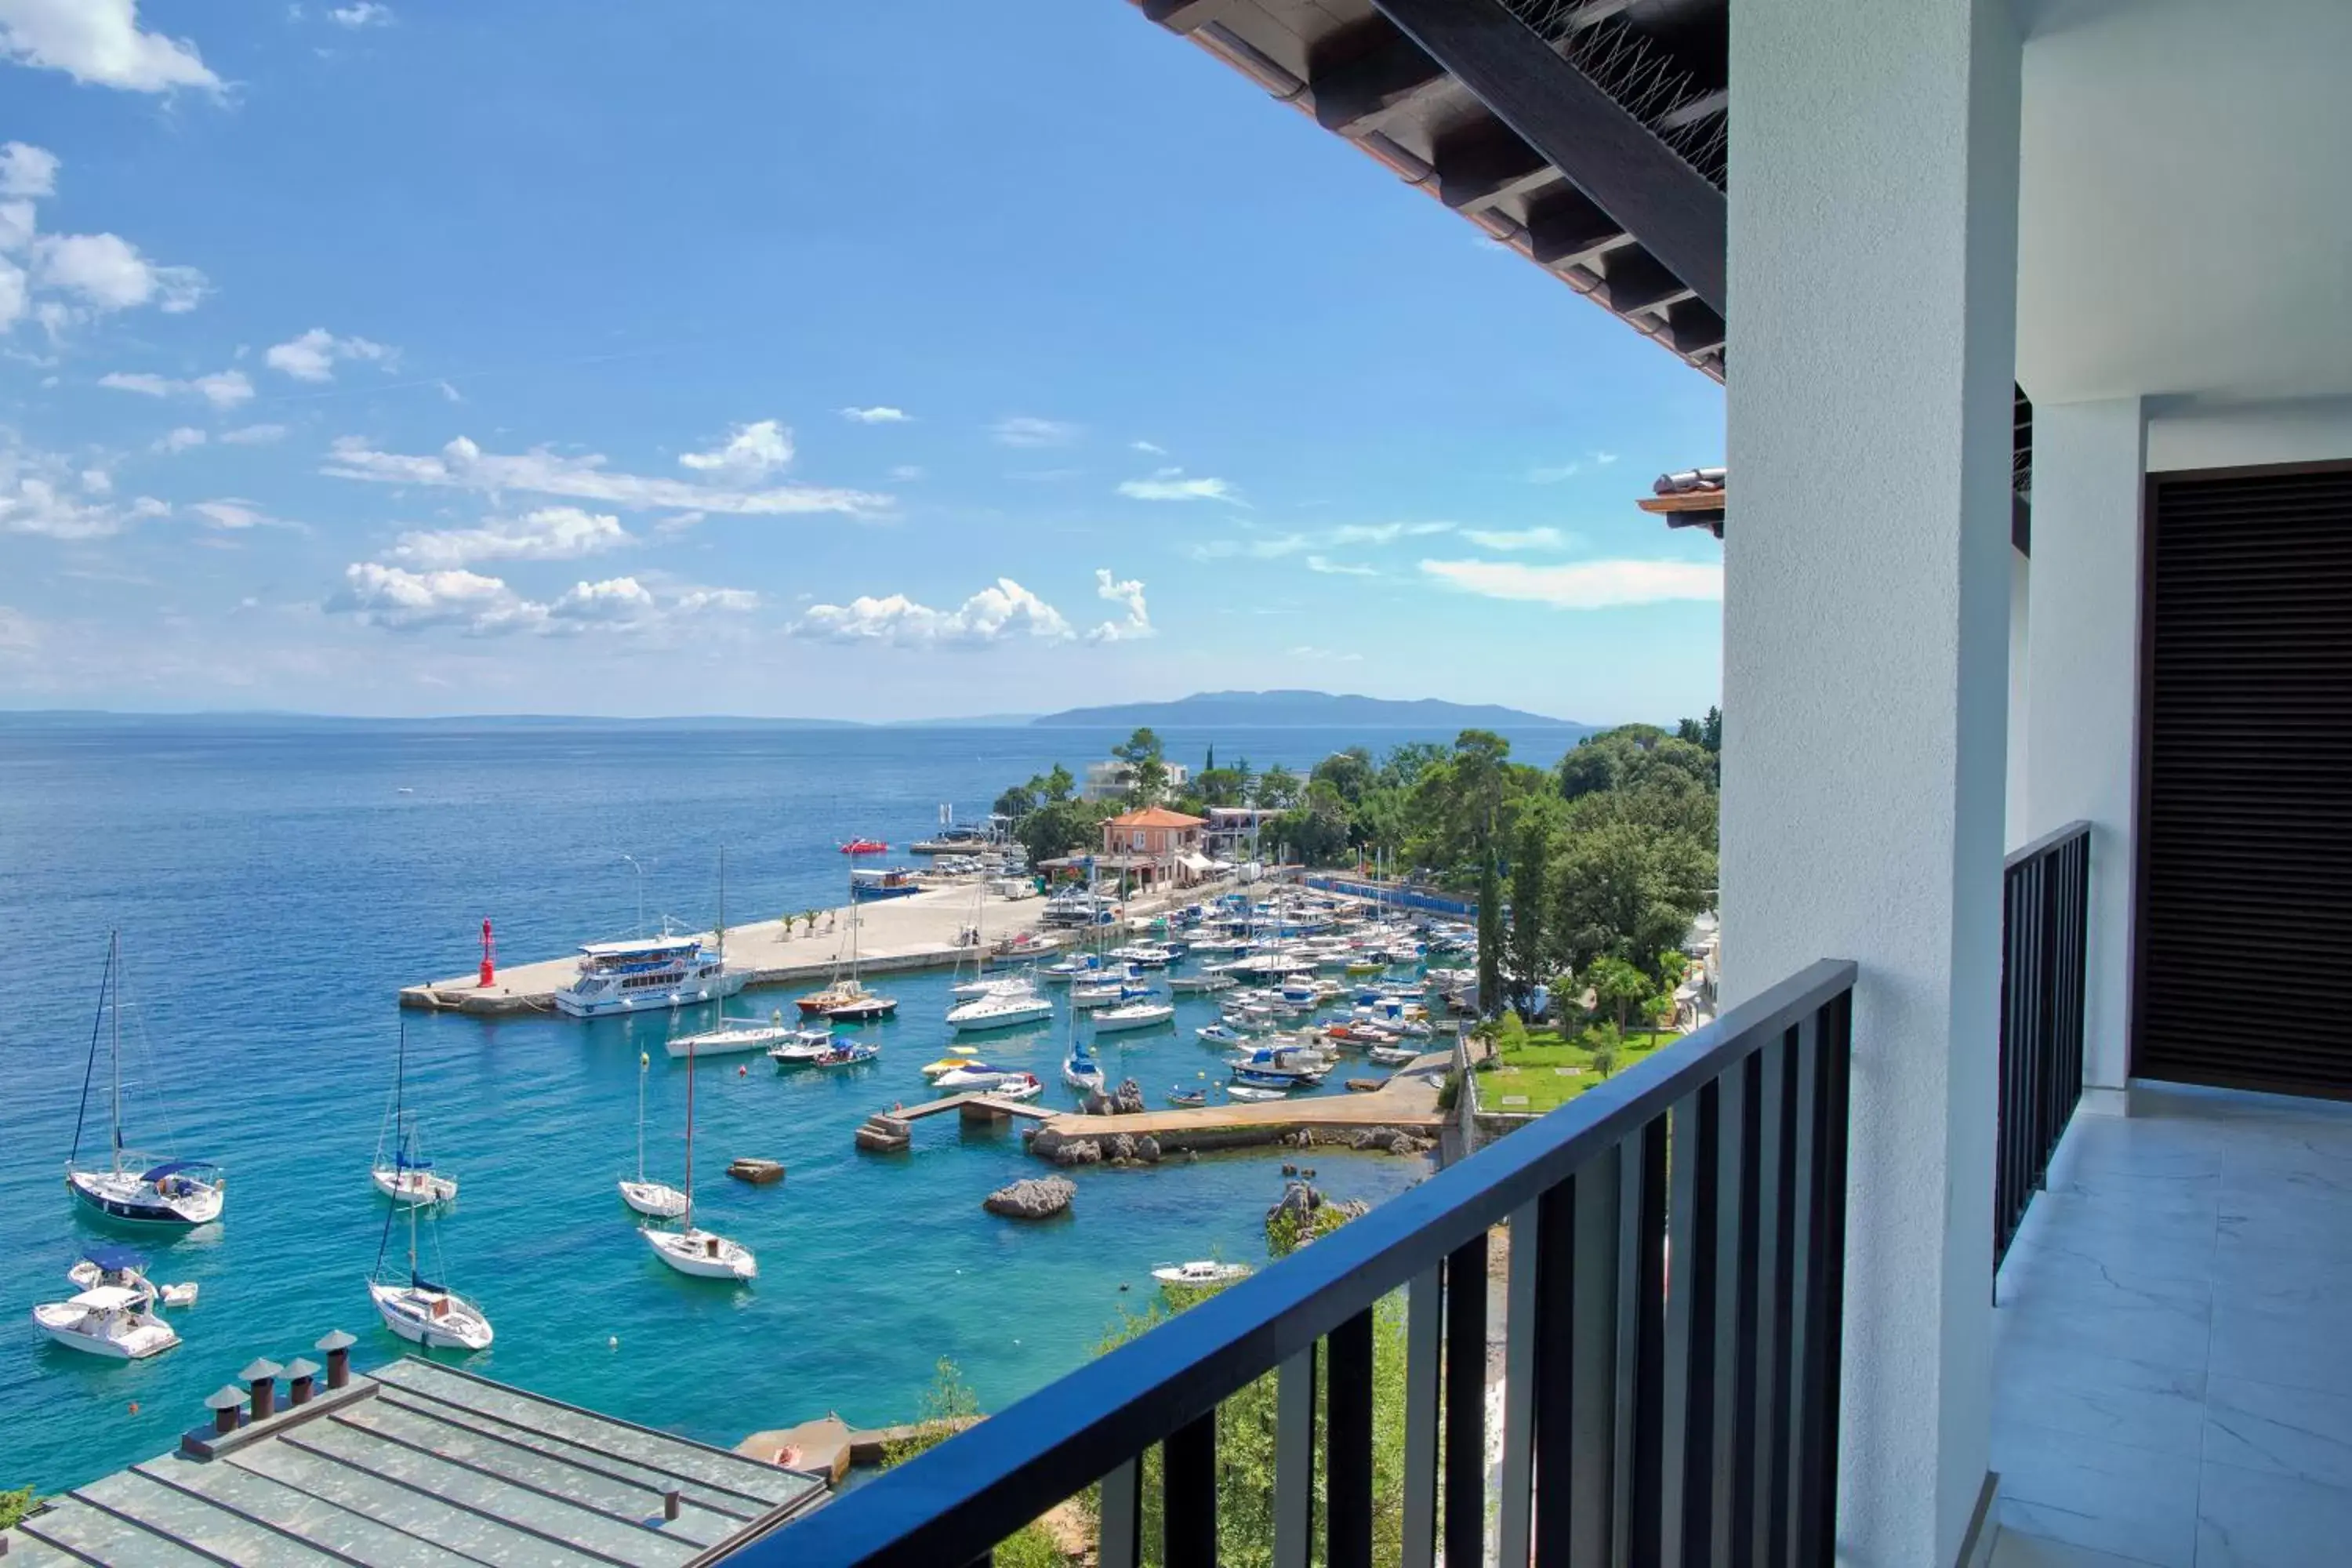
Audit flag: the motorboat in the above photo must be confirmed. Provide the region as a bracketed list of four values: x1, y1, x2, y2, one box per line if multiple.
[641, 1023, 757, 1281]
[1092, 1001, 1175, 1033]
[921, 1047, 986, 1078]
[34, 1285, 179, 1359]
[1109, 944, 1178, 968]
[823, 995, 898, 1022]
[620, 1050, 688, 1218]
[1167, 972, 1236, 994]
[949, 974, 1038, 1000]
[839, 838, 888, 855]
[946, 990, 1054, 1033]
[554, 935, 742, 1019]
[850, 866, 924, 901]
[989, 1073, 1045, 1102]
[1167, 1087, 1208, 1108]
[1225, 1084, 1290, 1102]
[65, 1247, 180, 1310]
[1152, 1260, 1252, 1287]
[1367, 1044, 1421, 1066]
[666, 1011, 797, 1058]
[767, 1027, 839, 1065]
[933, 1062, 1017, 1089]
[643, 1225, 758, 1280]
[66, 932, 225, 1228]
[809, 1041, 881, 1069]
[1196, 1023, 1249, 1047]
[1236, 1066, 1323, 1089]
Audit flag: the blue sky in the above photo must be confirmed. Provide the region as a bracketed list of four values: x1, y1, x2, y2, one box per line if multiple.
[0, 0, 1725, 724]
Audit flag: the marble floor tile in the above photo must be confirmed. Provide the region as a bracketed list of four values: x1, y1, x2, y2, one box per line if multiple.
[2203, 1377, 2352, 1492]
[1993, 1337, 2208, 1457]
[1991, 1532, 2169, 1568]
[1994, 1420, 2201, 1568]
[2210, 1298, 2352, 1397]
[2194, 1459, 2352, 1567]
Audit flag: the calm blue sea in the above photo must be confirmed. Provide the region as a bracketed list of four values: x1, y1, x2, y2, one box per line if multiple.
[0, 716, 1585, 1493]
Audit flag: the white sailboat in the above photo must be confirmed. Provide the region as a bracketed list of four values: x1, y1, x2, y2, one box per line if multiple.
[367, 1120, 493, 1352]
[65, 931, 225, 1228]
[642, 1036, 757, 1280]
[371, 1018, 458, 1207]
[666, 1009, 798, 1059]
[619, 1051, 688, 1218]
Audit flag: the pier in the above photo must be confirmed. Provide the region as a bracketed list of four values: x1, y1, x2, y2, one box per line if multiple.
[855, 1091, 1051, 1152]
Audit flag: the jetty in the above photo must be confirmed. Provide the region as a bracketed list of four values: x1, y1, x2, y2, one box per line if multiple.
[855, 1091, 1051, 1153]
[398, 884, 1074, 1014]
[1022, 1054, 1451, 1160]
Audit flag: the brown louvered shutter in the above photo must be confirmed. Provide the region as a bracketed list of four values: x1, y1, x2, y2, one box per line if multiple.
[2136, 463, 2352, 1098]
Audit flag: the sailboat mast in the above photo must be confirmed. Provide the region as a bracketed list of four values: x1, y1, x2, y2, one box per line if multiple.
[683, 1038, 695, 1231]
[110, 929, 122, 1174]
[636, 1051, 648, 1183]
[717, 846, 727, 954]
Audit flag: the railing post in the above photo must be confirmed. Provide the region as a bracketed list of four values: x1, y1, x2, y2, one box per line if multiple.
[1401, 1268, 1443, 1568]
[1098, 1457, 1142, 1568]
[1444, 1233, 1489, 1568]
[1273, 1345, 1318, 1568]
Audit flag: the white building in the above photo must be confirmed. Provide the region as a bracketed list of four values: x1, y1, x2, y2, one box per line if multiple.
[1078, 757, 1189, 803]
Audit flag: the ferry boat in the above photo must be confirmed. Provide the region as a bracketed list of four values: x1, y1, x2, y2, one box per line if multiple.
[849, 866, 924, 901]
[553, 935, 742, 1019]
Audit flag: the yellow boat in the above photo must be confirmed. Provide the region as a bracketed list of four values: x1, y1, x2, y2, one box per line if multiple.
[920, 1047, 985, 1078]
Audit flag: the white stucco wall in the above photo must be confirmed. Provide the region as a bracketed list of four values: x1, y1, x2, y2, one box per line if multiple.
[1726, 0, 2017, 1561]
[2146, 395, 2352, 472]
[2008, 548, 2031, 848]
[2023, 399, 2147, 1099]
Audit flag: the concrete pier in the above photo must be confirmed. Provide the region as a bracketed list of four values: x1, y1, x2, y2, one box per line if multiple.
[1018, 1054, 1451, 1160]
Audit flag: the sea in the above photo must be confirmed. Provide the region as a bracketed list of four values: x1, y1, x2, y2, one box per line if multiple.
[0, 715, 1589, 1494]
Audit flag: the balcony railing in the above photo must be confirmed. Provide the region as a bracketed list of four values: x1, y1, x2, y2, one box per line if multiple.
[726, 960, 1857, 1568]
[1994, 821, 2092, 1269]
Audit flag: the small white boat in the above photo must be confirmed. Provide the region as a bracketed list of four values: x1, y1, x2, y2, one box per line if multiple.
[1063, 1049, 1105, 1091]
[34, 1285, 180, 1359]
[1196, 1023, 1249, 1047]
[373, 1018, 456, 1206]
[1226, 1084, 1290, 1102]
[1069, 982, 1127, 1009]
[934, 1062, 1018, 1089]
[946, 992, 1054, 1033]
[989, 1072, 1044, 1102]
[1367, 1044, 1420, 1065]
[767, 1027, 838, 1065]
[949, 975, 1038, 1000]
[368, 1277, 495, 1352]
[642, 1225, 758, 1280]
[1093, 1001, 1175, 1033]
[810, 1041, 880, 1069]
[1167, 973, 1236, 994]
[921, 1047, 985, 1077]
[619, 1179, 688, 1218]
[1152, 1260, 1252, 1287]
[372, 1163, 459, 1207]
[666, 1011, 796, 1058]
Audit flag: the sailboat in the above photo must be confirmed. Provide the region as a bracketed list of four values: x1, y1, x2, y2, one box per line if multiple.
[371, 1018, 458, 1206]
[65, 931, 225, 1228]
[1061, 996, 1104, 1093]
[619, 1051, 688, 1218]
[366, 1120, 493, 1352]
[641, 1036, 757, 1280]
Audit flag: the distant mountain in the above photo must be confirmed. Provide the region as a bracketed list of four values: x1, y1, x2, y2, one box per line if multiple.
[1030, 690, 1585, 731]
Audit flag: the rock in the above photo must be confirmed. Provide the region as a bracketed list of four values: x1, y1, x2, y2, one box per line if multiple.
[1348, 1124, 1403, 1152]
[1268, 1179, 1324, 1226]
[1107, 1133, 1138, 1163]
[1386, 1131, 1432, 1155]
[984, 1177, 1076, 1220]
[1111, 1079, 1147, 1116]
[1029, 1128, 1105, 1167]
[1134, 1134, 1162, 1164]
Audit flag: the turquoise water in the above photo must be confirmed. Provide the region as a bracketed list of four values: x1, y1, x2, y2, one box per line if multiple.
[0, 717, 1577, 1493]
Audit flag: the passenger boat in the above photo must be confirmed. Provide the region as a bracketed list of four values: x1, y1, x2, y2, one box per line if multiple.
[33, 1285, 179, 1360]
[368, 1120, 493, 1352]
[66, 932, 225, 1228]
[1092, 1000, 1174, 1033]
[619, 1051, 688, 1218]
[767, 1027, 838, 1065]
[848, 866, 923, 901]
[553, 935, 741, 1019]
[665, 1011, 797, 1058]
[641, 1032, 757, 1281]
[1152, 1260, 1252, 1287]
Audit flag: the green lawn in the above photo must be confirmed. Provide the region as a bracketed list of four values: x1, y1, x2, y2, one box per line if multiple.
[1479, 1028, 1679, 1114]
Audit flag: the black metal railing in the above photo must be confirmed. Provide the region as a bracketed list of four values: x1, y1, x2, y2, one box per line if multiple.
[1994, 821, 2091, 1268]
[725, 960, 1856, 1568]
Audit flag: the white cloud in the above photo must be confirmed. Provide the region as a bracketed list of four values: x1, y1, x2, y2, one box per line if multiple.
[387, 505, 632, 569]
[675, 586, 760, 615]
[1, 430, 168, 539]
[1461, 527, 1571, 551]
[1418, 557, 1723, 608]
[0, 142, 57, 198]
[1117, 466, 1236, 503]
[991, 416, 1076, 448]
[331, 563, 541, 635]
[220, 423, 288, 445]
[887, 464, 924, 481]
[675, 419, 793, 480]
[325, 434, 886, 517]
[1192, 521, 1451, 561]
[31, 230, 205, 314]
[792, 578, 1073, 649]
[154, 425, 205, 454]
[1305, 555, 1375, 577]
[328, 2, 390, 25]
[0, 204, 31, 254]
[436, 379, 463, 403]
[1287, 644, 1363, 663]
[98, 367, 251, 407]
[0, 0, 220, 93]
[265, 326, 395, 382]
[1130, 440, 1166, 456]
[191, 499, 274, 530]
[547, 575, 653, 626]
[1527, 451, 1620, 485]
[839, 405, 909, 424]
[1084, 568, 1154, 643]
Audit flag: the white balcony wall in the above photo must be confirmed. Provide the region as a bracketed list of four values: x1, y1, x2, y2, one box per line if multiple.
[1725, 0, 2020, 1560]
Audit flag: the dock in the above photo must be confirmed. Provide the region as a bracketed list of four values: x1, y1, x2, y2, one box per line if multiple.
[855, 1091, 1051, 1152]
[1013, 1054, 1450, 1160]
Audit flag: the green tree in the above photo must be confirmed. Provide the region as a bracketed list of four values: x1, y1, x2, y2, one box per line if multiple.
[1112, 727, 1165, 766]
[1256, 764, 1301, 811]
[1505, 813, 1553, 1012]
[1016, 799, 1106, 866]
[1584, 956, 1652, 1032]
[0, 1488, 35, 1533]
[1377, 740, 1448, 790]
[1039, 763, 1076, 804]
[882, 1361, 1072, 1564]
[994, 781, 1040, 819]
[1272, 780, 1352, 866]
[1130, 755, 1171, 804]
[1551, 819, 1715, 975]
[1309, 746, 1376, 807]
[1476, 838, 1504, 1018]
[1195, 767, 1247, 808]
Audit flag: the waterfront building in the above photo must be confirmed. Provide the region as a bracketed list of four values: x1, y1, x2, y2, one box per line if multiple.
[768, 2, 2352, 1566]
[2, 1342, 826, 1561]
[1094, 805, 1212, 890]
[1201, 804, 1278, 862]
[1078, 758, 1189, 803]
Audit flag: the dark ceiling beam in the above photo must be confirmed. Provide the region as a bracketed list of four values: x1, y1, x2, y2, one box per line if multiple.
[1433, 122, 1551, 209]
[1142, 0, 1239, 36]
[1310, 28, 1449, 135]
[1525, 188, 1625, 268]
[1664, 299, 1726, 356]
[1369, 0, 1728, 312]
[1599, 249, 1691, 315]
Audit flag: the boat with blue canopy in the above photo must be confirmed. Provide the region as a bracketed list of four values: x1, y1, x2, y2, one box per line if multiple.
[65, 933, 225, 1229]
